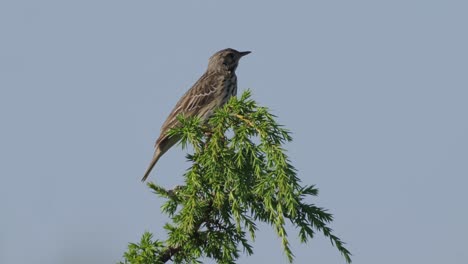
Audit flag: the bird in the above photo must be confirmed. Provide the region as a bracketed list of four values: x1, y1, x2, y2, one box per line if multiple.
[142, 48, 251, 181]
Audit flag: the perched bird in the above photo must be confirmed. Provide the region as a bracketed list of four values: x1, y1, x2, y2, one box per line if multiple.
[142, 48, 251, 181]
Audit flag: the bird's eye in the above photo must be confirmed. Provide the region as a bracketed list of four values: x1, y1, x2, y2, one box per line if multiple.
[223, 53, 235, 66]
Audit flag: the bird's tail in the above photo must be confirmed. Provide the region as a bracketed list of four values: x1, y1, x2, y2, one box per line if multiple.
[141, 148, 162, 182]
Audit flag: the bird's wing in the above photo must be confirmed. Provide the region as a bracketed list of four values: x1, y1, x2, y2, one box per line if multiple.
[155, 71, 224, 146]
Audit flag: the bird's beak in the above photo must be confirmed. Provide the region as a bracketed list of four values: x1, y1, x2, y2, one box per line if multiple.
[239, 51, 251, 57]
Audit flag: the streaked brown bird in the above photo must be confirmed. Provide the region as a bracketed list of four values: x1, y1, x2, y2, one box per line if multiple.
[142, 48, 251, 181]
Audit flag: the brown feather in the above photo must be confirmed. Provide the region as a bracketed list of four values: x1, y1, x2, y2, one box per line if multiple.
[141, 48, 250, 181]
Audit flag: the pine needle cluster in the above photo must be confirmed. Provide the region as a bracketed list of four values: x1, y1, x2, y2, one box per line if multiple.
[120, 90, 351, 264]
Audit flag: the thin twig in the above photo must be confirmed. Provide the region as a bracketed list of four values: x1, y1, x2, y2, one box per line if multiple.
[234, 114, 263, 136]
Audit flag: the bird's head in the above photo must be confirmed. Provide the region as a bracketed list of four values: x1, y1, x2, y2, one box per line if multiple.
[207, 48, 251, 72]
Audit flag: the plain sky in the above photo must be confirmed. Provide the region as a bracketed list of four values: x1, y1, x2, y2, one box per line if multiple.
[1, 1, 467, 263]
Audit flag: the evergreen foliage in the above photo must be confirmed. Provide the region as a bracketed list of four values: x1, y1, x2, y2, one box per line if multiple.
[120, 91, 351, 264]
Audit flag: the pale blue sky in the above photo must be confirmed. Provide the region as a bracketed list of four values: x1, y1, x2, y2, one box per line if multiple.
[1, 1, 467, 263]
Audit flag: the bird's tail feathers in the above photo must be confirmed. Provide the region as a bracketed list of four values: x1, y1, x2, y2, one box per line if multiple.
[141, 148, 162, 182]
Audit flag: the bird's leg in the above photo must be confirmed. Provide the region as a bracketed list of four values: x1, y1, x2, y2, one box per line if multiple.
[201, 125, 214, 149]
[201, 125, 228, 147]
[204, 130, 213, 138]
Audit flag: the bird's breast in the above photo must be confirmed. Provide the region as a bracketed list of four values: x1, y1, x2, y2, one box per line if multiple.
[221, 74, 237, 104]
